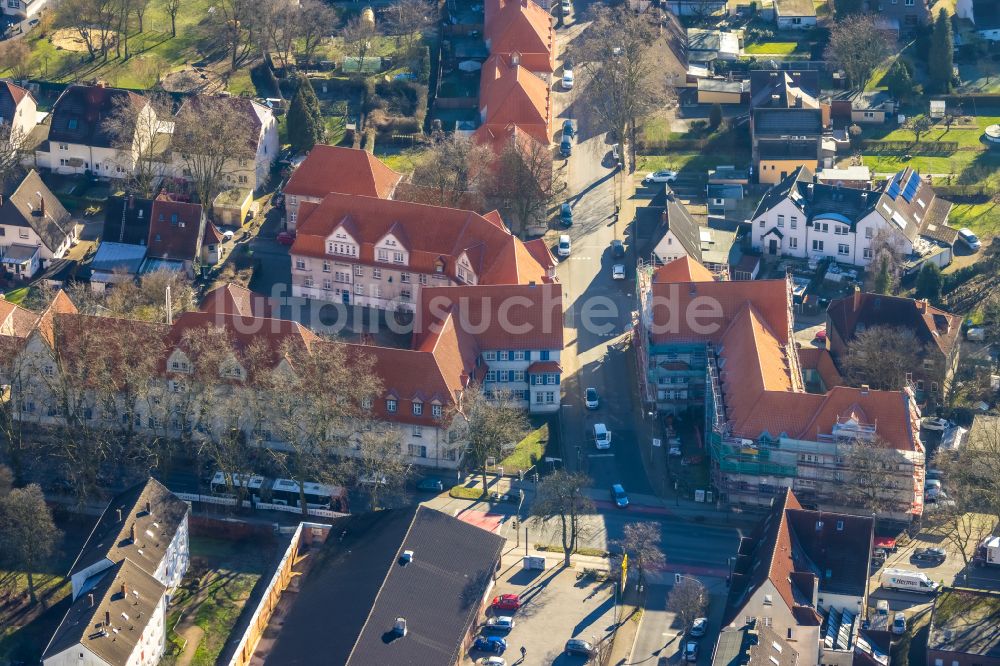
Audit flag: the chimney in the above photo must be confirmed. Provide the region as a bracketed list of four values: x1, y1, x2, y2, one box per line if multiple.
[393, 617, 408, 637]
[121, 582, 128, 596]
[852, 285, 861, 310]
[116, 508, 123, 523]
[0, 194, 3, 207]
[145, 500, 151, 515]
[105, 610, 111, 627]
[38, 193, 45, 217]
[860, 384, 870, 395]
[400, 550, 414, 565]
[129, 523, 135, 542]
[917, 299, 927, 313]
[128, 195, 135, 210]
[88, 593, 95, 608]
[795, 94, 802, 108]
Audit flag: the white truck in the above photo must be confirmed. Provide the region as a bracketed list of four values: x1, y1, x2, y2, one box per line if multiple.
[880, 568, 939, 595]
[975, 536, 1000, 567]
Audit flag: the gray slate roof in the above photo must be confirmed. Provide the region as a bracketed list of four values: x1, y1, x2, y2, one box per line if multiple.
[0, 170, 74, 253]
[664, 192, 704, 262]
[70, 478, 189, 580]
[0, 81, 32, 126]
[42, 559, 165, 664]
[753, 108, 823, 135]
[265, 505, 505, 666]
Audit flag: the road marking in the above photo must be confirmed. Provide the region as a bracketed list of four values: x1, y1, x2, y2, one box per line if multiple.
[588, 453, 615, 458]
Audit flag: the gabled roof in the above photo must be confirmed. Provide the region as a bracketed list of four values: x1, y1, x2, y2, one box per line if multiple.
[0, 80, 33, 124]
[749, 70, 820, 108]
[175, 95, 271, 151]
[662, 194, 704, 262]
[147, 195, 204, 261]
[48, 85, 145, 149]
[0, 298, 40, 338]
[292, 193, 552, 286]
[42, 559, 165, 664]
[478, 54, 551, 146]
[652, 255, 714, 283]
[870, 167, 941, 244]
[797, 347, 843, 389]
[826, 290, 962, 359]
[0, 170, 74, 253]
[928, 588, 1000, 658]
[263, 506, 505, 666]
[775, 0, 816, 17]
[70, 478, 190, 581]
[199, 283, 272, 318]
[103, 195, 153, 246]
[484, 0, 555, 72]
[751, 166, 813, 220]
[283, 145, 402, 200]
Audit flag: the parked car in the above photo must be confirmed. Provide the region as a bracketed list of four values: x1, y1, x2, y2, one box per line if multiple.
[612, 143, 621, 163]
[557, 234, 572, 257]
[585, 387, 599, 409]
[892, 612, 907, 635]
[814, 329, 827, 342]
[611, 239, 625, 258]
[611, 483, 629, 508]
[416, 478, 445, 492]
[563, 118, 575, 138]
[474, 636, 508, 654]
[560, 136, 573, 158]
[565, 639, 595, 657]
[643, 170, 678, 184]
[594, 423, 611, 449]
[612, 264, 625, 280]
[684, 641, 699, 662]
[486, 616, 515, 632]
[222, 229, 235, 241]
[958, 227, 982, 251]
[920, 417, 951, 431]
[911, 547, 947, 564]
[491, 594, 521, 611]
[276, 231, 296, 245]
[481, 657, 506, 666]
[562, 62, 574, 89]
[690, 618, 708, 637]
[560, 0, 572, 13]
[668, 446, 682, 457]
[560, 202, 573, 227]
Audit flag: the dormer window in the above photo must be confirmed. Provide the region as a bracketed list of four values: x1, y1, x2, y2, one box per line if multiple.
[432, 404, 443, 418]
[387, 399, 397, 413]
[327, 241, 357, 257]
[378, 249, 389, 262]
[393, 251, 404, 264]
[412, 401, 423, 416]
[435, 259, 445, 273]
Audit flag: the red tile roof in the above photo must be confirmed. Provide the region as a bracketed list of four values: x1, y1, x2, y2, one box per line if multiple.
[415, 283, 563, 351]
[527, 360, 561, 373]
[523, 238, 556, 274]
[147, 195, 204, 261]
[484, 0, 555, 73]
[652, 255, 714, 283]
[284, 145, 402, 200]
[797, 347, 843, 389]
[199, 283, 272, 318]
[478, 55, 552, 146]
[203, 222, 223, 245]
[292, 193, 553, 286]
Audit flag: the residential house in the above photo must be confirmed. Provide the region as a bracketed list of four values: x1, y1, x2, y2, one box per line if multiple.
[143, 194, 207, 276]
[42, 478, 189, 666]
[865, 0, 931, 34]
[244, 506, 505, 666]
[0, 81, 38, 142]
[199, 282, 272, 318]
[475, 53, 552, 149]
[720, 488, 880, 666]
[814, 166, 871, 189]
[665, 0, 727, 16]
[649, 191, 705, 267]
[289, 192, 556, 311]
[636, 256, 926, 519]
[687, 29, 741, 64]
[957, 0, 1000, 40]
[826, 290, 963, 407]
[0, 170, 77, 278]
[282, 145, 402, 231]
[36, 84, 154, 178]
[2, 0, 45, 18]
[750, 71, 829, 184]
[484, 0, 555, 75]
[89, 243, 148, 292]
[697, 79, 747, 105]
[707, 184, 744, 214]
[774, 0, 817, 28]
[750, 166, 956, 269]
[103, 195, 153, 246]
[699, 218, 743, 275]
[926, 588, 1000, 666]
[711, 620, 799, 666]
[830, 90, 895, 126]
[170, 96, 278, 193]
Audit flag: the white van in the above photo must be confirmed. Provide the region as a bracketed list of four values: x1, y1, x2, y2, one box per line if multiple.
[594, 423, 611, 449]
[880, 568, 939, 594]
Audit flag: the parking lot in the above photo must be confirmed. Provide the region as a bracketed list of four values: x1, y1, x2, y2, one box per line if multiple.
[465, 560, 619, 665]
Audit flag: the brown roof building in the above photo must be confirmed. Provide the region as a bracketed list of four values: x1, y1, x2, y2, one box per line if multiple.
[484, 0, 555, 73]
[475, 53, 552, 150]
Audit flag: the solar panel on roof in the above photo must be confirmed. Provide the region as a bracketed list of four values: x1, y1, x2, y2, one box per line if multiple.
[902, 171, 920, 202]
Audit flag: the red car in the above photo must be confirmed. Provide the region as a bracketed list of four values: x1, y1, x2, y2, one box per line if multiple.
[814, 330, 827, 342]
[276, 231, 296, 245]
[491, 594, 521, 611]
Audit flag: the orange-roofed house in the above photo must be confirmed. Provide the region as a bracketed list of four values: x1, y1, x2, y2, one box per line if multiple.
[476, 54, 553, 148]
[282, 145, 402, 231]
[289, 193, 556, 311]
[637, 256, 925, 520]
[484, 0, 556, 75]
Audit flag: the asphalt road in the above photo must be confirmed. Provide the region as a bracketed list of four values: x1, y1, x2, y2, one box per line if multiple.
[630, 579, 728, 666]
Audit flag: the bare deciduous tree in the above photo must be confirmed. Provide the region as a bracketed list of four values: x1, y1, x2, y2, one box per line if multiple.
[488, 135, 557, 238]
[54, 0, 117, 61]
[348, 429, 409, 511]
[825, 14, 891, 90]
[531, 470, 595, 567]
[613, 522, 666, 587]
[172, 97, 256, 207]
[385, 0, 436, 54]
[0, 123, 27, 192]
[298, 0, 336, 66]
[667, 578, 708, 632]
[164, 0, 181, 36]
[103, 93, 170, 198]
[842, 325, 924, 391]
[0, 484, 61, 604]
[342, 15, 377, 75]
[209, 0, 256, 71]
[448, 385, 528, 493]
[0, 40, 32, 80]
[839, 436, 907, 519]
[570, 5, 672, 172]
[406, 135, 494, 209]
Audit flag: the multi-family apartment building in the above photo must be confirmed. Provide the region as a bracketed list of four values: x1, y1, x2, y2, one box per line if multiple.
[637, 256, 925, 520]
[289, 192, 557, 311]
[750, 166, 957, 269]
[42, 478, 189, 666]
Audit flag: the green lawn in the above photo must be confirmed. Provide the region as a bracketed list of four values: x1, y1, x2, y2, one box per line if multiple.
[948, 202, 1000, 235]
[637, 149, 751, 175]
[377, 148, 424, 174]
[4, 287, 28, 305]
[501, 423, 549, 471]
[865, 114, 1000, 149]
[743, 42, 802, 55]
[0, 573, 73, 663]
[449, 485, 487, 500]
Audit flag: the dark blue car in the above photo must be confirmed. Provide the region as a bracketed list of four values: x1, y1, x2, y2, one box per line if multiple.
[474, 636, 508, 654]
